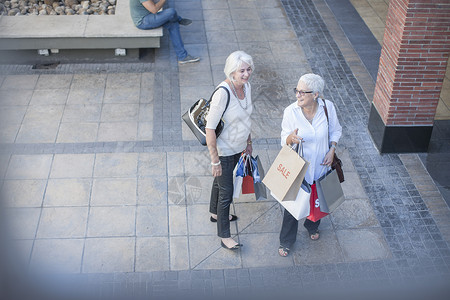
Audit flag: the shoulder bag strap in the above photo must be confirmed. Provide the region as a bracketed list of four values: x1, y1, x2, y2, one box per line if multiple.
[208, 86, 230, 119]
[322, 98, 329, 124]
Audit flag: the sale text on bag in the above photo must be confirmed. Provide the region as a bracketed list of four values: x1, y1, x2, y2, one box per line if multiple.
[277, 164, 291, 179]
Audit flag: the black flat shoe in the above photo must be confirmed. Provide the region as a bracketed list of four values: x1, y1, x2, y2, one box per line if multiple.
[210, 215, 238, 223]
[221, 241, 242, 250]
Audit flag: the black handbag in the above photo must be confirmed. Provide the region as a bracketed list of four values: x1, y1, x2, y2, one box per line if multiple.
[322, 99, 344, 183]
[182, 86, 230, 146]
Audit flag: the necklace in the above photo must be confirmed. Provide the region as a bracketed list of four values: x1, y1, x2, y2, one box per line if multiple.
[230, 81, 248, 110]
[302, 103, 317, 123]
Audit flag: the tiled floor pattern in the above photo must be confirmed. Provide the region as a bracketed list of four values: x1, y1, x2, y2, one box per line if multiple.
[0, 0, 449, 298]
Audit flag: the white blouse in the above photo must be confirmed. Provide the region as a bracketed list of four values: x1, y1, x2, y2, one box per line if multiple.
[205, 82, 253, 156]
[281, 98, 342, 185]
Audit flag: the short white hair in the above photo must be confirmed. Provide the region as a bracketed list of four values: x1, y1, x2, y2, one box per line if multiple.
[299, 73, 325, 95]
[224, 51, 254, 81]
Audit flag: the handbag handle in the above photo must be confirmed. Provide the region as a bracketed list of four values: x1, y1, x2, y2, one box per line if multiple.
[290, 140, 305, 157]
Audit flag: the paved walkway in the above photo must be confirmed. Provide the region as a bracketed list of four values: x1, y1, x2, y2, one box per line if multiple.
[0, 0, 449, 299]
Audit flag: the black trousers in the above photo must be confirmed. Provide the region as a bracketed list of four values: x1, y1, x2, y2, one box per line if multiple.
[209, 152, 241, 238]
[279, 208, 321, 248]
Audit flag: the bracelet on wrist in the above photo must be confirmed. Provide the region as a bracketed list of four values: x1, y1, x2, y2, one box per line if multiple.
[211, 161, 221, 166]
[330, 144, 336, 149]
[247, 140, 252, 145]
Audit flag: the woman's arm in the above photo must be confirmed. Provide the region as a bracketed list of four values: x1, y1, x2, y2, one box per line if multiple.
[141, 0, 166, 14]
[322, 100, 341, 166]
[206, 128, 222, 177]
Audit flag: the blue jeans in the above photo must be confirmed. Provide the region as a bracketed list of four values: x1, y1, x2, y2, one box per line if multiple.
[209, 153, 241, 238]
[137, 8, 187, 60]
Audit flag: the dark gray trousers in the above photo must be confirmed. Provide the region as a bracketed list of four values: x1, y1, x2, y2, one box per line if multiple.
[209, 152, 241, 238]
[279, 208, 321, 248]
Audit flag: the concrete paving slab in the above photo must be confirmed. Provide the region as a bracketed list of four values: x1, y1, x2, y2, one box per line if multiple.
[168, 206, 188, 236]
[336, 228, 391, 261]
[44, 179, 91, 207]
[71, 74, 107, 90]
[138, 122, 153, 140]
[188, 235, 242, 270]
[93, 153, 138, 178]
[30, 89, 69, 106]
[37, 207, 88, 238]
[138, 103, 154, 121]
[183, 151, 211, 177]
[50, 154, 95, 178]
[103, 88, 140, 104]
[135, 237, 170, 272]
[0, 0, 449, 297]
[169, 236, 190, 270]
[235, 202, 282, 234]
[101, 104, 139, 122]
[240, 233, 293, 268]
[0, 124, 19, 143]
[3, 207, 41, 239]
[187, 204, 236, 236]
[331, 198, 380, 229]
[0, 89, 33, 106]
[23, 105, 64, 123]
[57, 122, 99, 143]
[87, 206, 135, 237]
[30, 239, 84, 274]
[138, 152, 167, 177]
[136, 205, 168, 237]
[82, 237, 135, 273]
[184, 175, 213, 205]
[292, 229, 345, 265]
[0, 74, 39, 89]
[168, 176, 187, 206]
[91, 178, 137, 206]
[35, 74, 73, 90]
[66, 88, 105, 105]
[6, 154, 52, 179]
[98, 122, 138, 142]
[0, 106, 27, 125]
[138, 177, 168, 206]
[2, 179, 46, 208]
[16, 121, 60, 144]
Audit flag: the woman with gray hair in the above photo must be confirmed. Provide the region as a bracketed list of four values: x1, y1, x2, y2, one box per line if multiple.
[205, 51, 254, 250]
[278, 73, 342, 257]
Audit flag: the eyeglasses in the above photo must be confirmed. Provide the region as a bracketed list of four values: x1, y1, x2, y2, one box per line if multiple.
[293, 88, 313, 96]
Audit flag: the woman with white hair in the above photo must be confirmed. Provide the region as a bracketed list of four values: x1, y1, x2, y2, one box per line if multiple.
[205, 51, 254, 250]
[278, 73, 342, 257]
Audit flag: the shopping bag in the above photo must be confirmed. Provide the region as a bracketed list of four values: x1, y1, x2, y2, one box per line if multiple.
[233, 176, 243, 199]
[233, 153, 251, 198]
[272, 179, 311, 220]
[307, 183, 329, 222]
[242, 175, 255, 194]
[316, 169, 345, 213]
[262, 143, 309, 202]
[234, 154, 247, 177]
[252, 155, 267, 201]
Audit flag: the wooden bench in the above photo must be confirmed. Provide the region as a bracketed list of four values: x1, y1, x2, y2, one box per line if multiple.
[0, 0, 163, 63]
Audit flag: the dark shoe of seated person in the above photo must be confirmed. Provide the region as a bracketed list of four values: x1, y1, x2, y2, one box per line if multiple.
[178, 54, 200, 65]
[179, 18, 192, 26]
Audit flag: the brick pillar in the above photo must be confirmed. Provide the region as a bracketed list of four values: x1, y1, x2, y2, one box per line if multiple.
[368, 0, 450, 153]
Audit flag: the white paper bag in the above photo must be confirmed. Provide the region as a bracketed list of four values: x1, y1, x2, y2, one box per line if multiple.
[272, 180, 311, 220]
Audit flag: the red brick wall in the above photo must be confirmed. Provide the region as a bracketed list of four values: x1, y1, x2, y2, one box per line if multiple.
[373, 0, 450, 126]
